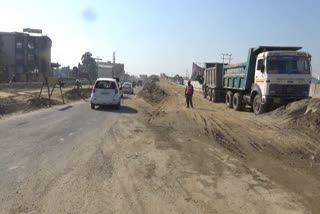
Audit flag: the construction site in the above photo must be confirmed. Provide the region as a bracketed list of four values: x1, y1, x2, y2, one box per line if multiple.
[1, 1, 320, 213]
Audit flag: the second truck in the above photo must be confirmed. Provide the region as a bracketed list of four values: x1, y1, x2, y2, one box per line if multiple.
[202, 46, 312, 115]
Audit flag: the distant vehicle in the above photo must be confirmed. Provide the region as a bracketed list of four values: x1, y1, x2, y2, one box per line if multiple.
[115, 78, 124, 98]
[137, 80, 143, 86]
[202, 46, 312, 115]
[122, 82, 134, 94]
[90, 78, 121, 109]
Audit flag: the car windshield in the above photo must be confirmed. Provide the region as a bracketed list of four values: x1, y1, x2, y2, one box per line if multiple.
[267, 56, 310, 74]
[95, 81, 116, 89]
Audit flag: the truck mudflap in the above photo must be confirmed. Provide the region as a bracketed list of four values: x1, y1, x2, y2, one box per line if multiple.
[263, 96, 311, 105]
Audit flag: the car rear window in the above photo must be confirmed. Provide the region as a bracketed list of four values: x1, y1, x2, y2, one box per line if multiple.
[95, 81, 116, 89]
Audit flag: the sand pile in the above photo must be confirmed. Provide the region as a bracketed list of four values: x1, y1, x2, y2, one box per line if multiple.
[138, 75, 167, 104]
[267, 98, 320, 132]
[64, 88, 92, 101]
[0, 87, 92, 117]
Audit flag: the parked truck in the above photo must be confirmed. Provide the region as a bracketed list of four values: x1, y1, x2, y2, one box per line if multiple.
[202, 46, 312, 114]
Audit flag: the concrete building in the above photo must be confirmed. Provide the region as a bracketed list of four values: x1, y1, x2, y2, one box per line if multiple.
[0, 31, 52, 82]
[139, 75, 148, 81]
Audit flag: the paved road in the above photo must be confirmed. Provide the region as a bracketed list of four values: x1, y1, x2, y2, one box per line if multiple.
[0, 96, 137, 213]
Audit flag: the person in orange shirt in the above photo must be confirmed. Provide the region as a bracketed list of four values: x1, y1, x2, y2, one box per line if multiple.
[185, 80, 194, 108]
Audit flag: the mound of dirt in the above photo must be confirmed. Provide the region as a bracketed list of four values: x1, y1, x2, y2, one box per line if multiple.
[266, 98, 320, 132]
[138, 75, 167, 104]
[0, 87, 92, 118]
[27, 97, 62, 108]
[64, 88, 92, 101]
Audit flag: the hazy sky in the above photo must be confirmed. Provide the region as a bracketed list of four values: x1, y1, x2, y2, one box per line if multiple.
[1, 0, 320, 77]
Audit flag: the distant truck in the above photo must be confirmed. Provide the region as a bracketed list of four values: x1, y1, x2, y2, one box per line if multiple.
[202, 46, 312, 114]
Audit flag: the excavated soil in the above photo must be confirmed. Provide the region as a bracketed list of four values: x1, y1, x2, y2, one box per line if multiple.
[1, 79, 319, 213]
[0, 87, 91, 118]
[128, 78, 320, 213]
[138, 75, 167, 104]
[264, 98, 320, 133]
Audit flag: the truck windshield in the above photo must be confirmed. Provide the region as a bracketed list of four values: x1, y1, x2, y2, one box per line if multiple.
[267, 56, 310, 74]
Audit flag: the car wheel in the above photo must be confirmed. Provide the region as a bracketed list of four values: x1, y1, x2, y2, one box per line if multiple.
[91, 104, 95, 109]
[115, 102, 121, 110]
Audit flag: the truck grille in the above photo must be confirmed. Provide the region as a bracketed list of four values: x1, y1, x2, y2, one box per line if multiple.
[269, 84, 309, 96]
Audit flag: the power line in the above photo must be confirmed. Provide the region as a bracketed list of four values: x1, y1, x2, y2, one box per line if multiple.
[222, 53, 233, 64]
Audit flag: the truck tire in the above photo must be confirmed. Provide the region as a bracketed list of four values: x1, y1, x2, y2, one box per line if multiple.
[203, 86, 208, 98]
[232, 93, 242, 111]
[226, 91, 233, 108]
[253, 94, 266, 115]
[212, 89, 218, 103]
[209, 89, 213, 101]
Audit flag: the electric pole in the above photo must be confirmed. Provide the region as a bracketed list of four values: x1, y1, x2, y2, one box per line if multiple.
[222, 53, 233, 64]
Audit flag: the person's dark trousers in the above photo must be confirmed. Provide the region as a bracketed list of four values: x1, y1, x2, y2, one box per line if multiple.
[186, 94, 193, 108]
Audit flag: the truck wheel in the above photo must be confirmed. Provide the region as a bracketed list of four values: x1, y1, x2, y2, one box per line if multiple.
[212, 90, 218, 103]
[203, 86, 208, 98]
[233, 93, 242, 111]
[209, 89, 213, 101]
[253, 94, 266, 115]
[226, 91, 233, 108]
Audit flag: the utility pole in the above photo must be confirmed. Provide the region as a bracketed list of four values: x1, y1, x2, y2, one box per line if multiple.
[222, 53, 233, 64]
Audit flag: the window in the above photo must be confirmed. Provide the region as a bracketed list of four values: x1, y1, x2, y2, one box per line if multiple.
[257, 59, 264, 70]
[16, 53, 23, 60]
[28, 54, 34, 61]
[16, 42, 23, 49]
[27, 42, 34, 49]
[267, 56, 310, 74]
[95, 81, 116, 89]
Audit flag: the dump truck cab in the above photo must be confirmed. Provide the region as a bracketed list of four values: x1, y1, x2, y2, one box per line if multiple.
[254, 49, 312, 106]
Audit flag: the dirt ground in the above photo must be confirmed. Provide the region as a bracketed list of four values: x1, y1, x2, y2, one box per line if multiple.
[0, 86, 91, 117]
[81, 77, 319, 213]
[2, 78, 319, 213]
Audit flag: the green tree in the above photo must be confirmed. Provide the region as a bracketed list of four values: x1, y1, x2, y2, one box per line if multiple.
[81, 52, 97, 81]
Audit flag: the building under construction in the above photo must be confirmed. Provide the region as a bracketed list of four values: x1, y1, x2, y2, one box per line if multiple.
[0, 30, 52, 82]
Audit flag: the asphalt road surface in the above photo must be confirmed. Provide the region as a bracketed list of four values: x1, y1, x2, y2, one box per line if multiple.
[0, 97, 137, 214]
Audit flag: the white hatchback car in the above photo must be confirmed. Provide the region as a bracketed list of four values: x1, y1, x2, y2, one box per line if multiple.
[122, 82, 134, 94]
[90, 78, 121, 109]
